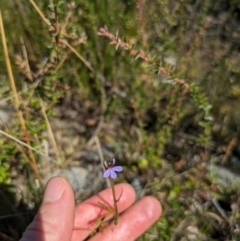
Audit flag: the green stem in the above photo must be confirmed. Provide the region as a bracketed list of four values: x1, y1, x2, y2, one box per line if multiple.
[109, 178, 118, 225]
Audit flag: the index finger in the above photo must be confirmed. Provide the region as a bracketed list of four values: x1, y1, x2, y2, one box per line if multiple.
[89, 196, 162, 241]
[71, 183, 136, 241]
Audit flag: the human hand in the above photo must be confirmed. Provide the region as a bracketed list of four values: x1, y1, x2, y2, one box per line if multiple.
[20, 177, 162, 241]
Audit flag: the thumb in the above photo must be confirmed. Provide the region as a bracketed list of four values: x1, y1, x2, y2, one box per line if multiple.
[20, 177, 75, 241]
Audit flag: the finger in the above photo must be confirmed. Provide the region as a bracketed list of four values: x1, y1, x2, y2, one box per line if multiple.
[72, 183, 136, 241]
[89, 196, 162, 241]
[20, 177, 75, 241]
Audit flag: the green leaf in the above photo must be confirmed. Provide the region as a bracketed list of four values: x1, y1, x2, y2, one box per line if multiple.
[57, 0, 65, 7]
[48, 3, 54, 9]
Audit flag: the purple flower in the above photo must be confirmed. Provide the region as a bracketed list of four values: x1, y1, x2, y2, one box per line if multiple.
[103, 158, 123, 179]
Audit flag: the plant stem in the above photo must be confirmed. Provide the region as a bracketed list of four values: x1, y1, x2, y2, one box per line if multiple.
[109, 178, 118, 225]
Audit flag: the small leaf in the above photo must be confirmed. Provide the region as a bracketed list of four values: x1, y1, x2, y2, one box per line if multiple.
[48, 3, 54, 9]
[57, 1, 65, 7]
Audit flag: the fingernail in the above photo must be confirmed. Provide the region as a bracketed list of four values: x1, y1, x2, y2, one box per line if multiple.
[43, 177, 65, 203]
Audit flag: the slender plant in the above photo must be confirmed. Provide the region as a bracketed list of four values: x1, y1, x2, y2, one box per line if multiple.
[103, 158, 123, 225]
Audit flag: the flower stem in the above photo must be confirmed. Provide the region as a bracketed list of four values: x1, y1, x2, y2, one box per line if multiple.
[109, 178, 118, 225]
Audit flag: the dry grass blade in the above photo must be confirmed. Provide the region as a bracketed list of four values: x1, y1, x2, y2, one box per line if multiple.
[40, 99, 61, 164]
[60, 39, 93, 72]
[0, 10, 42, 186]
[28, 0, 51, 26]
[0, 130, 50, 159]
[94, 136, 110, 187]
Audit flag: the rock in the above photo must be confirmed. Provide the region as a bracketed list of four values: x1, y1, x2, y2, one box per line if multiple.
[131, 177, 143, 200]
[44, 166, 88, 192]
[0, 109, 10, 129]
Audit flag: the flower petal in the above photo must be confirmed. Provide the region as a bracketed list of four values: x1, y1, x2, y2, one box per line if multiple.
[112, 158, 116, 165]
[110, 169, 117, 179]
[103, 168, 111, 178]
[112, 166, 123, 172]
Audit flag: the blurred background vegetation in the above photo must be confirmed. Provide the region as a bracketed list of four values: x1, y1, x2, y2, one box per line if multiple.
[0, 0, 240, 240]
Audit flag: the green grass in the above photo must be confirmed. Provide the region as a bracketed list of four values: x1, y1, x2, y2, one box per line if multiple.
[1, 0, 240, 240]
